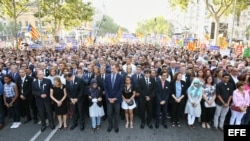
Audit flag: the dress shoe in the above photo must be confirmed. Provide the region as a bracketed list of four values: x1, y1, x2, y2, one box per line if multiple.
[162, 124, 168, 129]
[147, 123, 153, 129]
[41, 126, 46, 132]
[80, 124, 85, 131]
[114, 127, 119, 133]
[33, 119, 38, 124]
[70, 124, 77, 130]
[50, 124, 55, 130]
[155, 124, 159, 129]
[140, 123, 145, 129]
[23, 119, 32, 124]
[107, 126, 113, 132]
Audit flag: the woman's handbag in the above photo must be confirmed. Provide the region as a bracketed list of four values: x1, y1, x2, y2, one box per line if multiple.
[127, 100, 134, 106]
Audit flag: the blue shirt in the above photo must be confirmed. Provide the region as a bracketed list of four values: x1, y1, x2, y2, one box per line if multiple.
[0, 81, 3, 95]
[176, 81, 181, 98]
[4, 82, 16, 98]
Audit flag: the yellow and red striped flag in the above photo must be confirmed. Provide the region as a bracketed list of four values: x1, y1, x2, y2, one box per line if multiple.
[28, 24, 40, 40]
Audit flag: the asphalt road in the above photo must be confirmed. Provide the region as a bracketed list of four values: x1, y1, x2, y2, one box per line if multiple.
[0, 115, 223, 141]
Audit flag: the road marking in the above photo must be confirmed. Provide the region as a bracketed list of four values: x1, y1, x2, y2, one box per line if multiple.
[29, 130, 42, 141]
[44, 125, 59, 141]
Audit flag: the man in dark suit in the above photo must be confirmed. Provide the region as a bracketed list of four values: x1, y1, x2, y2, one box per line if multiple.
[82, 65, 94, 118]
[17, 68, 38, 124]
[32, 70, 54, 132]
[138, 68, 156, 129]
[9, 65, 20, 82]
[96, 66, 107, 120]
[65, 72, 85, 131]
[168, 60, 179, 81]
[104, 64, 124, 133]
[155, 70, 170, 129]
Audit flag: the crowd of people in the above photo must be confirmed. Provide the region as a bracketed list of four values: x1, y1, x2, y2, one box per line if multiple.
[0, 44, 249, 134]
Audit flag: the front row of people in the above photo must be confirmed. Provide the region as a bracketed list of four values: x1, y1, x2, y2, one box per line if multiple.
[1, 68, 249, 133]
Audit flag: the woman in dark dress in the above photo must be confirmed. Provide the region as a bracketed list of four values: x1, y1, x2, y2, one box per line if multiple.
[50, 77, 68, 130]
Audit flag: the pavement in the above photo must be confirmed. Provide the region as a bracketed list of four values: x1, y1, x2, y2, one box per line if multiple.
[0, 115, 223, 141]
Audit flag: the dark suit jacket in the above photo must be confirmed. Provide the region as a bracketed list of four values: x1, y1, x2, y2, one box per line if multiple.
[104, 73, 124, 103]
[131, 73, 144, 93]
[169, 80, 187, 103]
[32, 78, 52, 106]
[155, 80, 170, 102]
[17, 75, 33, 98]
[138, 77, 156, 101]
[65, 76, 84, 100]
[96, 74, 106, 92]
[9, 72, 20, 82]
[82, 72, 94, 95]
[229, 75, 237, 91]
[168, 67, 179, 80]
[42, 69, 50, 77]
[184, 73, 191, 88]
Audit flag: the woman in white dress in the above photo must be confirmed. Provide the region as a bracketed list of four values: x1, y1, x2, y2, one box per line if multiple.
[185, 78, 203, 129]
[88, 79, 104, 133]
[121, 76, 136, 128]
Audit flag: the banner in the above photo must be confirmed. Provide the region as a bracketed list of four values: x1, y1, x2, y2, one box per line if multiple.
[235, 45, 243, 56]
[209, 46, 220, 50]
[243, 48, 250, 58]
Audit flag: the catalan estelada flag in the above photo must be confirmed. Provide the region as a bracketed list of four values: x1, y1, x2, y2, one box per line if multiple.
[116, 27, 123, 40]
[27, 24, 40, 40]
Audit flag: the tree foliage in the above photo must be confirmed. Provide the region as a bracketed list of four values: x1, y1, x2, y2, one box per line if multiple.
[95, 15, 128, 36]
[0, 21, 21, 37]
[0, 0, 30, 19]
[135, 16, 173, 35]
[34, 0, 94, 35]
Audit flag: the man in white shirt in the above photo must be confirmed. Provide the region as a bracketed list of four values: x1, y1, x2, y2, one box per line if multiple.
[122, 56, 136, 75]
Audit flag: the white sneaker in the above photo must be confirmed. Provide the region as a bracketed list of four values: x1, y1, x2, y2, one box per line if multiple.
[15, 122, 21, 128]
[10, 122, 17, 128]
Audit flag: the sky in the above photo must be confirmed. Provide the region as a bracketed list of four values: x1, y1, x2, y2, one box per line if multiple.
[88, 0, 169, 32]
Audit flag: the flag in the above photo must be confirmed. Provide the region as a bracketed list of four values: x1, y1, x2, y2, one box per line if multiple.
[27, 24, 40, 40]
[116, 27, 123, 40]
[87, 32, 93, 45]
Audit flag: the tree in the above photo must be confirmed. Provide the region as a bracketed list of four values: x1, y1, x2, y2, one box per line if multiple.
[169, 0, 250, 45]
[135, 16, 174, 35]
[34, 0, 94, 36]
[95, 15, 128, 36]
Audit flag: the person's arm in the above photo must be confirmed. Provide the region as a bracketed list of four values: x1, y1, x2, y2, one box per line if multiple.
[61, 88, 67, 102]
[130, 91, 136, 101]
[50, 88, 59, 103]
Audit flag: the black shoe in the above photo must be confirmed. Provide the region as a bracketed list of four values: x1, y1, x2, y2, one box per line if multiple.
[50, 124, 55, 130]
[70, 124, 77, 130]
[155, 124, 159, 129]
[107, 126, 113, 132]
[33, 119, 38, 124]
[140, 123, 145, 129]
[23, 119, 32, 124]
[114, 127, 119, 133]
[80, 124, 85, 131]
[41, 126, 46, 132]
[147, 123, 153, 129]
[163, 124, 168, 129]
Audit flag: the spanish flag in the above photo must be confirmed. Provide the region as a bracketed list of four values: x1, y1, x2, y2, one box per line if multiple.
[28, 24, 40, 40]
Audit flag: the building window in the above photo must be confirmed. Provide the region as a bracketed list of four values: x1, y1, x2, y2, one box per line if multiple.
[19, 21, 22, 27]
[25, 21, 28, 26]
[35, 21, 38, 26]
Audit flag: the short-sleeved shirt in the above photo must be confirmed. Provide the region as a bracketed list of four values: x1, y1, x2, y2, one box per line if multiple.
[215, 82, 233, 106]
[4, 82, 16, 98]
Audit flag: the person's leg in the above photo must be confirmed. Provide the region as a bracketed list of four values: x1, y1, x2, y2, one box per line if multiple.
[230, 110, 237, 125]
[125, 109, 129, 128]
[57, 115, 62, 128]
[139, 101, 146, 124]
[162, 103, 168, 125]
[63, 114, 67, 128]
[155, 102, 161, 125]
[219, 106, 229, 129]
[44, 101, 54, 126]
[71, 104, 78, 125]
[13, 100, 20, 123]
[213, 105, 222, 128]
[171, 102, 178, 124]
[113, 103, 120, 129]
[91, 117, 96, 128]
[146, 101, 153, 124]
[129, 109, 134, 128]
[107, 103, 113, 127]
[29, 96, 38, 121]
[77, 100, 84, 127]
[0, 96, 4, 127]
[96, 116, 101, 127]
[235, 112, 245, 125]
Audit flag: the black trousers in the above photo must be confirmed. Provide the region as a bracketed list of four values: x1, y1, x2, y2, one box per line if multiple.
[20, 95, 38, 120]
[36, 100, 53, 126]
[72, 100, 84, 125]
[201, 101, 215, 123]
[139, 100, 153, 124]
[107, 102, 120, 128]
[171, 102, 182, 123]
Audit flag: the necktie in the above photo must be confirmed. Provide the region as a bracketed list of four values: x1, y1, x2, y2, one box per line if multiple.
[137, 74, 140, 80]
[39, 80, 43, 89]
[21, 79, 24, 93]
[112, 74, 115, 88]
[146, 78, 149, 87]
[70, 80, 74, 88]
[88, 73, 91, 79]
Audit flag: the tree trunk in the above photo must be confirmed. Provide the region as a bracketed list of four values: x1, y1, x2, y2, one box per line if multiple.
[214, 16, 220, 46]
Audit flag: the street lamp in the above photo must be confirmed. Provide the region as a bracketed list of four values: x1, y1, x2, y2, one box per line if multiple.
[229, 0, 237, 46]
[12, 0, 17, 48]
